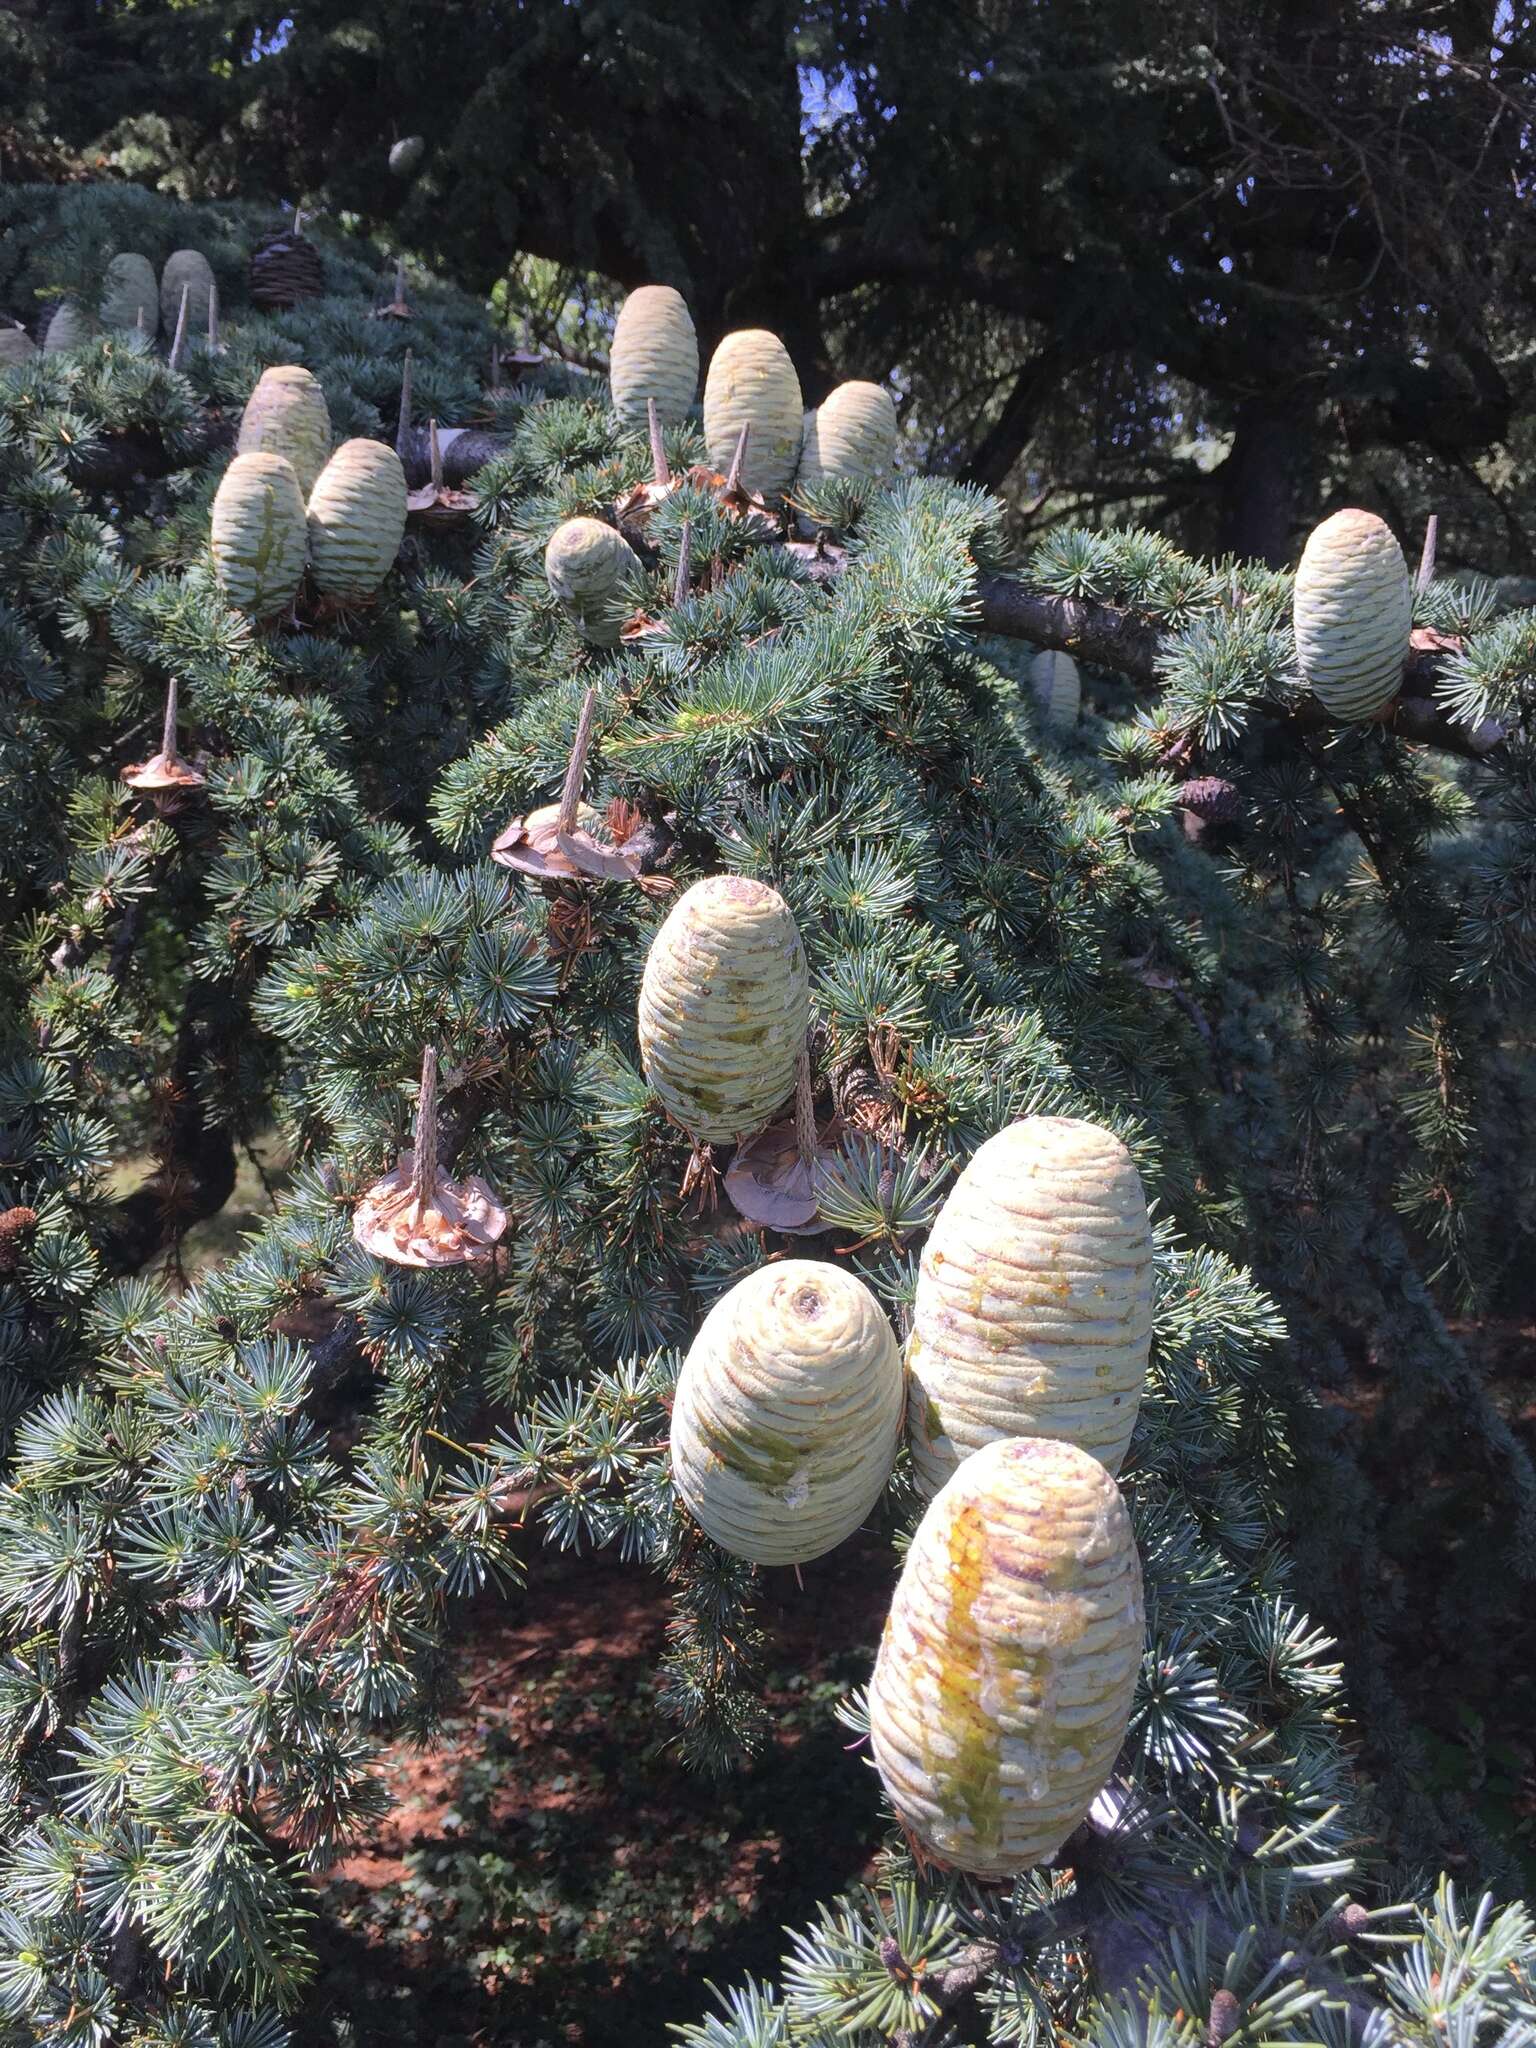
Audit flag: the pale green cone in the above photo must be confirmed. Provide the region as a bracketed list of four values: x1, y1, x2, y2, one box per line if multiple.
[637, 875, 809, 1142]
[869, 1435, 1144, 1877]
[307, 438, 408, 599]
[610, 285, 699, 430]
[101, 254, 159, 336]
[544, 516, 641, 646]
[1293, 508, 1412, 721]
[159, 250, 215, 339]
[671, 1259, 903, 1565]
[797, 379, 897, 490]
[210, 452, 308, 620]
[908, 1115, 1152, 1497]
[238, 366, 333, 497]
[703, 329, 803, 498]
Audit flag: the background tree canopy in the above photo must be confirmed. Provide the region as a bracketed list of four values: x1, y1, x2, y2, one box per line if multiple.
[4, 0, 1532, 570]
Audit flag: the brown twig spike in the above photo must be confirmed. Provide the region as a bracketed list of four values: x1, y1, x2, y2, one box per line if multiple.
[557, 689, 599, 836]
[294, 206, 306, 239]
[648, 397, 670, 489]
[428, 418, 444, 492]
[793, 1044, 817, 1163]
[168, 283, 190, 371]
[410, 1046, 440, 1211]
[161, 677, 180, 760]
[725, 420, 751, 494]
[1417, 512, 1439, 593]
[394, 256, 407, 306]
[673, 518, 693, 609]
[207, 280, 219, 353]
[490, 344, 501, 393]
[396, 349, 413, 459]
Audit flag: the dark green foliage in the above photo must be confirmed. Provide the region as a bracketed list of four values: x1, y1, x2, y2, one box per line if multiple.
[0, 181, 1533, 2044]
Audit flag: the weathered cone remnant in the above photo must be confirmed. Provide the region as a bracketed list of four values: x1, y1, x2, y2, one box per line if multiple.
[388, 135, 425, 177]
[249, 226, 324, 312]
[869, 1435, 1144, 1878]
[609, 285, 699, 430]
[209, 452, 308, 620]
[159, 250, 215, 339]
[42, 301, 94, 352]
[0, 321, 36, 369]
[703, 329, 803, 499]
[544, 516, 641, 647]
[670, 1259, 903, 1565]
[237, 366, 332, 497]
[122, 678, 204, 793]
[638, 875, 809, 1143]
[100, 253, 158, 336]
[908, 1116, 1153, 1496]
[306, 437, 408, 599]
[796, 380, 898, 490]
[1028, 648, 1082, 730]
[353, 1047, 508, 1267]
[1177, 776, 1242, 824]
[1293, 508, 1412, 721]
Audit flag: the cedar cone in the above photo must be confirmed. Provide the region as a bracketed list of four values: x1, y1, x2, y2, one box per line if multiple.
[249, 230, 325, 312]
[1177, 776, 1242, 824]
[1207, 1990, 1243, 2048]
[0, 1206, 39, 1273]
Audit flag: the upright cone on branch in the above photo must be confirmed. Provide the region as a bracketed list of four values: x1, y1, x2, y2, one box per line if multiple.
[609, 285, 699, 430]
[159, 251, 215, 338]
[869, 1435, 1144, 1878]
[907, 1116, 1153, 1496]
[0, 320, 36, 370]
[1028, 648, 1081, 730]
[703, 329, 803, 499]
[209, 452, 308, 620]
[638, 875, 809, 1143]
[796, 380, 898, 491]
[307, 438, 408, 599]
[1293, 508, 1412, 721]
[100, 254, 158, 336]
[42, 301, 94, 352]
[352, 1047, 508, 1267]
[237, 366, 332, 497]
[544, 517, 642, 646]
[670, 1258, 904, 1565]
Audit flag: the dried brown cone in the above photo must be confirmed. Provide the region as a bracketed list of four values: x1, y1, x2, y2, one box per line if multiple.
[352, 1047, 507, 1268]
[0, 1206, 39, 1274]
[123, 679, 205, 793]
[249, 224, 325, 312]
[1177, 776, 1242, 824]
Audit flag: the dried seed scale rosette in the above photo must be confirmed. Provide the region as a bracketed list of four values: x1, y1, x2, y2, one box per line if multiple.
[352, 1047, 507, 1268]
[670, 1258, 903, 1565]
[405, 419, 476, 525]
[491, 689, 666, 890]
[869, 1435, 1144, 1878]
[907, 1115, 1153, 1497]
[637, 875, 809, 1144]
[723, 1047, 841, 1234]
[122, 679, 205, 794]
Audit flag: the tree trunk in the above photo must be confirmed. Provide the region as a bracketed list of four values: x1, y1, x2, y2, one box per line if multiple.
[1217, 400, 1308, 566]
